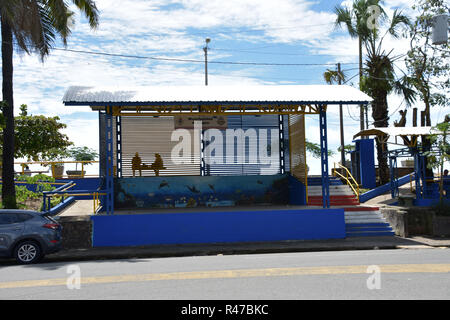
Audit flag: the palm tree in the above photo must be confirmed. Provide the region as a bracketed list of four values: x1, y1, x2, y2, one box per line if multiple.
[334, 0, 386, 131]
[1, 0, 99, 208]
[360, 9, 415, 184]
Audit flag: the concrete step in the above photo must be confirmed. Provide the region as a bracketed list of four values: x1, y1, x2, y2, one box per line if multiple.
[345, 218, 386, 224]
[344, 208, 395, 237]
[345, 212, 386, 224]
[308, 185, 356, 197]
[346, 226, 394, 237]
[307, 177, 343, 186]
[343, 206, 379, 211]
[346, 230, 395, 237]
[308, 195, 359, 206]
[346, 223, 391, 229]
[344, 211, 384, 217]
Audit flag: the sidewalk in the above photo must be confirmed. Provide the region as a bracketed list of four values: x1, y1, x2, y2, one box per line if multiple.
[36, 235, 450, 264]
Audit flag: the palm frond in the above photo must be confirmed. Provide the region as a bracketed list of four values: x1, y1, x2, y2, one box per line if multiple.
[334, 5, 357, 37]
[388, 9, 410, 38]
[1, 0, 99, 59]
[71, 0, 99, 29]
[46, 0, 72, 45]
[394, 76, 417, 107]
[323, 69, 346, 85]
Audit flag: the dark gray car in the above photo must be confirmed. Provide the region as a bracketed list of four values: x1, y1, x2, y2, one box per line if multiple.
[0, 210, 62, 264]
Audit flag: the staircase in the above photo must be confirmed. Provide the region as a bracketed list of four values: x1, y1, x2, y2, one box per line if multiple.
[344, 207, 394, 237]
[307, 176, 394, 237]
[307, 176, 359, 206]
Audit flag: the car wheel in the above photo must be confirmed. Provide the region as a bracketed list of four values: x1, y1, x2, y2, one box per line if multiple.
[14, 241, 43, 264]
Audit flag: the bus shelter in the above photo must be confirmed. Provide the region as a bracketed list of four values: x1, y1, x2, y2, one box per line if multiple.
[64, 85, 372, 215]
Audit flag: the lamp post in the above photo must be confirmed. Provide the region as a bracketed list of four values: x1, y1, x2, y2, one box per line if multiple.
[203, 38, 210, 86]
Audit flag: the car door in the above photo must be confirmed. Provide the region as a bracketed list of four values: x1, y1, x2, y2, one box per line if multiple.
[0, 213, 25, 253]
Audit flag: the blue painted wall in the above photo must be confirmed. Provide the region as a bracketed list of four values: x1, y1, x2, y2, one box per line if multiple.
[288, 175, 306, 205]
[355, 139, 376, 189]
[56, 177, 101, 191]
[91, 208, 346, 247]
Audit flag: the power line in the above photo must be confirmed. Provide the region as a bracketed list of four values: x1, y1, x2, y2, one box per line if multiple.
[49, 47, 325, 82]
[343, 73, 359, 84]
[52, 47, 359, 66]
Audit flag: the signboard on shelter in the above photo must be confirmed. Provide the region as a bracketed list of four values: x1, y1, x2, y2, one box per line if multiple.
[174, 115, 227, 130]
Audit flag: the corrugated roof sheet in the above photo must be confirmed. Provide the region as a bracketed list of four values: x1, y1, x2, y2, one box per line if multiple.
[63, 85, 373, 106]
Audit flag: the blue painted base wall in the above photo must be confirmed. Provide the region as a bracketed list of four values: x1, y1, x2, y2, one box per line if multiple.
[91, 208, 346, 247]
[288, 175, 306, 205]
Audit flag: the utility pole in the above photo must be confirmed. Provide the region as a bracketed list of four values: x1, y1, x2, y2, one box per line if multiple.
[338, 62, 345, 167]
[203, 38, 210, 86]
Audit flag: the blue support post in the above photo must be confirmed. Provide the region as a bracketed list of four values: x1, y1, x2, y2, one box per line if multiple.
[43, 194, 47, 212]
[116, 115, 122, 178]
[319, 106, 330, 208]
[105, 107, 114, 215]
[414, 152, 422, 201]
[389, 156, 399, 198]
[279, 115, 285, 174]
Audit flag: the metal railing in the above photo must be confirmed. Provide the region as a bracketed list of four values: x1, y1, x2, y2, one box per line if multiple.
[42, 181, 76, 212]
[332, 163, 360, 200]
[43, 187, 107, 214]
[14, 160, 99, 179]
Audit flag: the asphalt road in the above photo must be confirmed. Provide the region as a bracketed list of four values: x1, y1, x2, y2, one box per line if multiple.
[0, 248, 449, 300]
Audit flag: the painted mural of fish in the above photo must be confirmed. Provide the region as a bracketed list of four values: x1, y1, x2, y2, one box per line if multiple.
[159, 181, 169, 189]
[186, 185, 200, 193]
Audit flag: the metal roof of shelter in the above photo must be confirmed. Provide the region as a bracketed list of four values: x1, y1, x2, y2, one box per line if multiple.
[63, 85, 372, 107]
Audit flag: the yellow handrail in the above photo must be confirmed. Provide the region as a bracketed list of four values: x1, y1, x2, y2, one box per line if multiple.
[46, 191, 107, 214]
[332, 163, 360, 200]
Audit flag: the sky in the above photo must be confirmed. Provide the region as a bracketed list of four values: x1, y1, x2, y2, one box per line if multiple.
[7, 0, 449, 175]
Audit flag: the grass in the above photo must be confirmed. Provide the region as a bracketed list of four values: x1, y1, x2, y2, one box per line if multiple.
[1, 174, 62, 210]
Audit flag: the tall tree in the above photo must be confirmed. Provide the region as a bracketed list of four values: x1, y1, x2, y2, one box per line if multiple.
[1, 0, 99, 208]
[404, 0, 449, 184]
[0, 104, 73, 161]
[334, 0, 386, 131]
[360, 9, 414, 184]
[406, 0, 449, 127]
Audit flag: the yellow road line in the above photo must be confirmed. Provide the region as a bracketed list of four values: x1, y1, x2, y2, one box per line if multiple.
[1, 264, 449, 289]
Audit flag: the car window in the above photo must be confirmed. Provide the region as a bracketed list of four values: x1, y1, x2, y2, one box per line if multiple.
[16, 213, 34, 222]
[0, 213, 19, 225]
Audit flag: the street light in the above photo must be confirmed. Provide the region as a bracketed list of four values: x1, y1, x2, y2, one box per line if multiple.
[203, 38, 210, 86]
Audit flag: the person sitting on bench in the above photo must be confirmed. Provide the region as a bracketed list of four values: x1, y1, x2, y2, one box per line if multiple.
[131, 152, 166, 177]
[131, 152, 142, 177]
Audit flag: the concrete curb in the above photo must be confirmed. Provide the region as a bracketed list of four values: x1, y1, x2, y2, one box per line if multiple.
[2, 236, 448, 265]
[38, 236, 448, 263]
